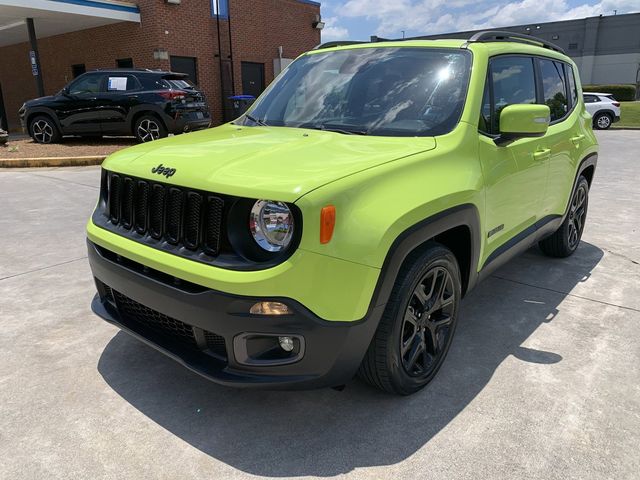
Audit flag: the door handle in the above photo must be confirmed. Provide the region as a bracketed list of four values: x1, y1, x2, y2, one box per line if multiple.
[570, 134, 585, 146]
[533, 148, 551, 161]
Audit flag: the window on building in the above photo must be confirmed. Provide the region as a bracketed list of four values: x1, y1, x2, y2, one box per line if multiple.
[71, 64, 86, 78]
[538, 58, 568, 121]
[489, 56, 537, 133]
[116, 58, 134, 69]
[170, 56, 198, 85]
[68, 73, 104, 95]
[211, 0, 229, 17]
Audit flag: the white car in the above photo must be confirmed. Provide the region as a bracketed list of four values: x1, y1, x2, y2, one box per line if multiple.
[583, 92, 621, 129]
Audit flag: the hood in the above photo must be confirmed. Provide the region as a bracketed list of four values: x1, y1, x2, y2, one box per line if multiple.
[103, 124, 437, 202]
[26, 95, 57, 106]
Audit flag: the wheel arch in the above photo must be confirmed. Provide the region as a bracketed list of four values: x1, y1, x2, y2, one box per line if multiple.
[130, 108, 168, 134]
[25, 108, 62, 133]
[370, 204, 481, 312]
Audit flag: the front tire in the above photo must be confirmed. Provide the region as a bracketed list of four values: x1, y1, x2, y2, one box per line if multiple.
[29, 115, 61, 144]
[593, 112, 612, 130]
[358, 243, 461, 395]
[134, 115, 167, 143]
[539, 176, 589, 258]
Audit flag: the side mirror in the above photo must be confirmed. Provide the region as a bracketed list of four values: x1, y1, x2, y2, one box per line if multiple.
[496, 104, 550, 146]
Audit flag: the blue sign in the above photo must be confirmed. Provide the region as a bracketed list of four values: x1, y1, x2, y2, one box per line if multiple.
[29, 50, 38, 76]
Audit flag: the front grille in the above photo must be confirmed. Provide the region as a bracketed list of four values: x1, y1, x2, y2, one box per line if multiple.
[104, 171, 225, 256]
[103, 284, 227, 360]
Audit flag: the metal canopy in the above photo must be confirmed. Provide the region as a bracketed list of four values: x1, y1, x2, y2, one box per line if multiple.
[0, 0, 140, 48]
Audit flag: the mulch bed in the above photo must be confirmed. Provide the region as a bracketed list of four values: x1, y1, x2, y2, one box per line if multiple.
[0, 137, 137, 159]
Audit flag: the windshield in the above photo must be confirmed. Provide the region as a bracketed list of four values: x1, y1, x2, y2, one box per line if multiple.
[244, 47, 471, 136]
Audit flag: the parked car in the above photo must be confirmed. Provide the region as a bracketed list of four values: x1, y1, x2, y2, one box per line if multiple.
[583, 92, 621, 129]
[18, 69, 211, 144]
[87, 32, 598, 395]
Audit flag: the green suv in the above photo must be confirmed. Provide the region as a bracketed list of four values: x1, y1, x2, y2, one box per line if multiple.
[87, 32, 598, 395]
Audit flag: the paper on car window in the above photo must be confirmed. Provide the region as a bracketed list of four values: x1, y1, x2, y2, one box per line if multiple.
[108, 77, 128, 91]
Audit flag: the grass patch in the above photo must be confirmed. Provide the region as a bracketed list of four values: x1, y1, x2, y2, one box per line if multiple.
[612, 102, 640, 128]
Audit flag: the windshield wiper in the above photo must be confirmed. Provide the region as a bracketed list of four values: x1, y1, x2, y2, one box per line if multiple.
[301, 124, 367, 135]
[244, 114, 268, 126]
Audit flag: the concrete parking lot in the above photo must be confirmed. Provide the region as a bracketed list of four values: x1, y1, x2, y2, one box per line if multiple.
[1, 130, 639, 479]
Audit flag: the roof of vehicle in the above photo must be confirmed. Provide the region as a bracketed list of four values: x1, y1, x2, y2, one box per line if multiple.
[312, 32, 572, 63]
[584, 92, 614, 97]
[88, 68, 188, 77]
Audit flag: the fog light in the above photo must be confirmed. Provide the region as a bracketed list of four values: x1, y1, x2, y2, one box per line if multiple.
[250, 301, 291, 315]
[278, 336, 295, 352]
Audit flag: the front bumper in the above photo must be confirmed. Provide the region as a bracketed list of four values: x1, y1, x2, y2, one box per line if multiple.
[88, 240, 383, 389]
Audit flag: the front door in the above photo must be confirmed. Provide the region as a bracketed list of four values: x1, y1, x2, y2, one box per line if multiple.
[58, 72, 106, 134]
[241, 62, 265, 97]
[478, 55, 550, 263]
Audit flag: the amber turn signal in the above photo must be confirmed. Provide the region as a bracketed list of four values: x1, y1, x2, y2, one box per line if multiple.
[320, 205, 336, 244]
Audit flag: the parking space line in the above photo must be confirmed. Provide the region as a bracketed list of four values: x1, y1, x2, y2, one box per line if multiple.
[0, 256, 87, 282]
[27, 172, 99, 190]
[492, 274, 640, 313]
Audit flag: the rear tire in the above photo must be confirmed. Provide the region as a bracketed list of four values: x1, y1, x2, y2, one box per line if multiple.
[539, 176, 589, 258]
[358, 243, 461, 395]
[29, 115, 61, 144]
[593, 112, 612, 130]
[134, 115, 167, 143]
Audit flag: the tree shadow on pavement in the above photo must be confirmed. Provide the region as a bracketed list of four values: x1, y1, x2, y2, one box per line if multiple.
[98, 241, 603, 477]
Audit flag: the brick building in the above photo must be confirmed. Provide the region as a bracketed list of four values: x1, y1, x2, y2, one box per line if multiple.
[0, 0, 321, 131]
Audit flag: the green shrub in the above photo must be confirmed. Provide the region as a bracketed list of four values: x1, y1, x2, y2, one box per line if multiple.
[583, 84, 637, 101]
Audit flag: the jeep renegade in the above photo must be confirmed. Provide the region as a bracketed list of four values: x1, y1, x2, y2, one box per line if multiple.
[87, 32, 598, 395]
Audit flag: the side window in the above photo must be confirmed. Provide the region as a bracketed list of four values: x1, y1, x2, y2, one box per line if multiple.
[583, 94, 599, 103]
[538, 59, 568, 121]
[479, 78, 491, 133]
[489, 56, 536, 133]
[566, 64, 578, 107]
[68, 74, 104, 95]
[105, 75, 140, 92]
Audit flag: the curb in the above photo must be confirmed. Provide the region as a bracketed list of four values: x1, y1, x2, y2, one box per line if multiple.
[0, 155, 105, 168]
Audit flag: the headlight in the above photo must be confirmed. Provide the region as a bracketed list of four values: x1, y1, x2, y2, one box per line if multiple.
[250, 200, 294, 252]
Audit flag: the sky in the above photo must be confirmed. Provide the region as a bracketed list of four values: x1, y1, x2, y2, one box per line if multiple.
[320, 0, 640, 41]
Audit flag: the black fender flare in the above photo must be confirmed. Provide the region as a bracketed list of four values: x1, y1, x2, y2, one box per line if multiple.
[127, 105, 172, 132]
[368, 203, 482, 313]
[24, 107, 63, 133]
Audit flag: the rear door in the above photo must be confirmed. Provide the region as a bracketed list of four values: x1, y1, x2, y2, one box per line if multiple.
[537, 59, 580, 217]
[97, 74, 143, 135]
[478, 55, 550, 258]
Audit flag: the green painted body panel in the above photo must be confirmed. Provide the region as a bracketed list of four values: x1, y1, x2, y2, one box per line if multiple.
[88, 39, 598, 322]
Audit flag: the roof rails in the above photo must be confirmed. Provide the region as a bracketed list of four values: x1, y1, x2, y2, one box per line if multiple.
[314, 40, 366, 50]
[466, 30, 565, 54]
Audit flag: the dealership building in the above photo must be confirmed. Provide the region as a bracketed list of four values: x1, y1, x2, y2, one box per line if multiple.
[0, 0, 321, 131]
[409, 12, 640, 93]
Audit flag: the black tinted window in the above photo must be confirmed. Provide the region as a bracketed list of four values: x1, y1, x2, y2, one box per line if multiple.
[68, 74, 104, 95]
[539, 59, 568, 121]
[479, 78, 491, 133]
[583, 94, 599, 103]
[105, 75, 139, 92]
[490, 56, 536, 132]
[566, 65, 578, 107]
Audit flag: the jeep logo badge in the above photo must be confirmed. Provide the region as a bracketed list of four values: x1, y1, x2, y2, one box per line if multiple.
[151, 164, 176, 178]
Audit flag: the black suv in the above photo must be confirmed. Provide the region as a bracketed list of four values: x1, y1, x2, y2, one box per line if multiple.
[19, 69, 211, 144]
